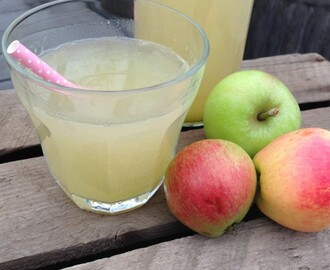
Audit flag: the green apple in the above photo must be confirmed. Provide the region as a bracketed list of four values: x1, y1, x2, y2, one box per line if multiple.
[204, 70, 301, 157]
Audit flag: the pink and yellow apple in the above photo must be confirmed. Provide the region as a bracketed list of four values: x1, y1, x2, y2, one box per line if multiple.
[254, 128, 330, 232]
[164, 139, 257, 237]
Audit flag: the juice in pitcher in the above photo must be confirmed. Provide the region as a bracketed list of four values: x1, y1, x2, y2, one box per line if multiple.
[152, 0, 254, 124]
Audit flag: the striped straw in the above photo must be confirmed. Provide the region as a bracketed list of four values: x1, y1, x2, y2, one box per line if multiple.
[7, 40, 80, 89]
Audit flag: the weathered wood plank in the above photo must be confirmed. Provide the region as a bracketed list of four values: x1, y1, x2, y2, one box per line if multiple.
[1, 53, 329, 157]
[65, 218, 330, 270]
[0, 90, 39, 157]
[3, 0, 330, 92]
[0, 106, 329, 270]
[0, 0, 54, 33]
[242, 53, 330, 104]
[0, 55, 12, 89]
[0, 0, 55, 90]
[244, 0, 330, 60]
[0, 156, 183, 270]
[301, 106, 330, 130]
[178, 106, 330, 150]
[0, 79, 13, 90]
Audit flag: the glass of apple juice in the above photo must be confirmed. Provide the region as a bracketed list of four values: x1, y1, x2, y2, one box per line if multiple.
[2, 0, 209, 214]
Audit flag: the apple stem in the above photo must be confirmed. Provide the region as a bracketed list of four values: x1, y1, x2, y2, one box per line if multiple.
[257, 108, 279, 121]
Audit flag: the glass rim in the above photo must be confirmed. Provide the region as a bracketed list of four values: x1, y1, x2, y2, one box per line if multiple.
[1, 0, 210, 94]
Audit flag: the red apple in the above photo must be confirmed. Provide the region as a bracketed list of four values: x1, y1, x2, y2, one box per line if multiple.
[164, 139, 257, 237]
[254, 128, 330, 232]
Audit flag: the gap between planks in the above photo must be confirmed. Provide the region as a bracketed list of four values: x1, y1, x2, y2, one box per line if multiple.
[0, 106, 329, 270]
[0, 53, 329, 269]
[63, 218, 330, 270]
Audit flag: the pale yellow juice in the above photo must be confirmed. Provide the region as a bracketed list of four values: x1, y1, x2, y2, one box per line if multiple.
[15, 37, 192, 205]
[151, 0, 254, 123]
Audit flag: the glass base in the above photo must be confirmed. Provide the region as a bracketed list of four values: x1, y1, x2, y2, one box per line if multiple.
[183, 121, 203, 128]
[61, 181, 163, 215]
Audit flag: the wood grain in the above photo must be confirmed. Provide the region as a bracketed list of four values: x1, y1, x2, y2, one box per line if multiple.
[0, 156, 181, 269]
[65, 218, 330, 270]
[3, 0, 330, 89]
[0, 53, 329, 269]
[0, 1, 329, 267]
[242, 53, 330, 104]
[244, 0, 330, 60]
[0, 90, 38, 157]
[178, 106, 330, 150]
[1, 53, 329, 158]
[0, 0, 55, 90]
[0, 106, 329, 270]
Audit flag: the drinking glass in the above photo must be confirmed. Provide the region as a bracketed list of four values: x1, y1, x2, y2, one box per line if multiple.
[2, 0, 209, 214]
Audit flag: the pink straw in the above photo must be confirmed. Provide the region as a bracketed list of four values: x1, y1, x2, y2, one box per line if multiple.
[7, 40, 80, 89]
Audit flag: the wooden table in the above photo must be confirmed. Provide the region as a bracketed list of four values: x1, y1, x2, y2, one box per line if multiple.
[0, 54, 329, 270]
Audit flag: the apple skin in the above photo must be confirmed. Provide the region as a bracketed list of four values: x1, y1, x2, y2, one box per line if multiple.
[164, 139, 257, 237]
[204, 70, 301, 157]
[254, 128, 330, 232]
